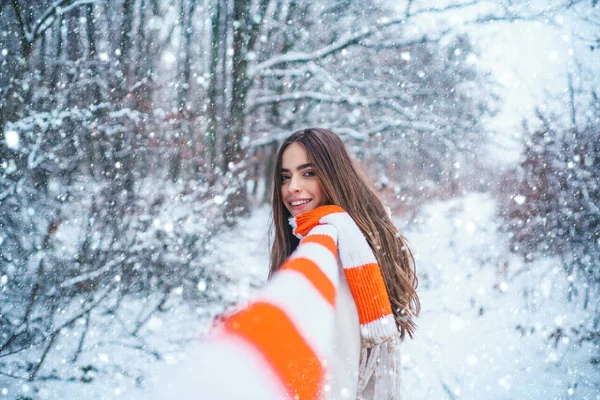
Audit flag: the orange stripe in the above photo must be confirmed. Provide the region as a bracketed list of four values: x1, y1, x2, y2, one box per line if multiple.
[224, 302, 324, 400]
[300, 234, 337, 255]
[293, 205, 343, 236]
[281, 257, 336, 306]
[344, 263, 393, 324]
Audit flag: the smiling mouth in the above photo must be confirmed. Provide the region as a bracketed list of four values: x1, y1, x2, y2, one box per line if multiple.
[290, 199, 312, 207]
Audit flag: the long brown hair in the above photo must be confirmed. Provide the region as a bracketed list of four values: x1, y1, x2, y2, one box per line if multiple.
[269, 128, 420, 339]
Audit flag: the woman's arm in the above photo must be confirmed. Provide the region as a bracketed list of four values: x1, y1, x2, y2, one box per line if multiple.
[150, 224, 340, 400]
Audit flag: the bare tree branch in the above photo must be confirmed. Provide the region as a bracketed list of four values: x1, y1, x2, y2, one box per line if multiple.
[408, 0, 484, 18]
[0, 370, 28, 381]
[29, 330, 60, 380]
[0, 283, 115, 361]
[9, 0, 96, 48]
[95, 340, 162, 360]
[59, 255, 126, 288]
[70, 311, 90, 363]
[32, 0, 97, 44]
[404, 0, 415, 20]
[0, 218, 57, 355]
[359, 31, 450, 49]
[9, 0, 30, 49]
[249, 17, 407, 75]
[246, 0, 272, 54]
[131, 290, 170, 336]
[244, 117, 439, 150]
[247, 91, 370, 112]
[247, 89, 420, 116]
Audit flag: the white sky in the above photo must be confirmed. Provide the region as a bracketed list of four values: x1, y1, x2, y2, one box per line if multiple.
[475, 12, 599, 164]
[472, 19, 575, 164]
[476, 20, 573, 129]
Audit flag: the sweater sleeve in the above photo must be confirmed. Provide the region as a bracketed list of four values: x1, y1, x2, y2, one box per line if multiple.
[150, 224, 340, 400]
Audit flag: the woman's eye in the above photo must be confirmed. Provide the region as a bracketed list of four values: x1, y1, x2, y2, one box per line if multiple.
[304, 170, 315, 177]
[281, 175, 290, 182]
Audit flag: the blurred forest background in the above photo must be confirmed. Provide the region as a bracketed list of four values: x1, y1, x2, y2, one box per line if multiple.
[0, 0, 599, 398]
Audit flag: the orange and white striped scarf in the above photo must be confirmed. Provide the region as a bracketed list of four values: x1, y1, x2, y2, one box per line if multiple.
[198, 205, 399, 400]
[289, 205, 398, 347]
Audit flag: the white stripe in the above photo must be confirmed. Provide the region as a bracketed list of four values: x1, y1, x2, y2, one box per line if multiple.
[305, 224, 338, 242]
[321, 212, 377, 268]
[359, 314, 399, 345]
[150, 333, 290, 400]
[256, 269, 336, 358]
[288, 216, 300, 238]
[289, 242, 339, 287]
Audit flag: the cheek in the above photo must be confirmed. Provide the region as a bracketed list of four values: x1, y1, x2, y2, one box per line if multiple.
[312, 182, 325, 202]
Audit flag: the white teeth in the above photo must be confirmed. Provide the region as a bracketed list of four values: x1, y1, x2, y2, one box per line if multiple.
[291, 199, 311, 206]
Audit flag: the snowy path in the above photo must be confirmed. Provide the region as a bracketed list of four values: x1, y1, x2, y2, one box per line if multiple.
[399, 194, 600, 400]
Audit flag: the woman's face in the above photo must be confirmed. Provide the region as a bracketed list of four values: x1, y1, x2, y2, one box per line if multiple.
[280, 142, 326, 217]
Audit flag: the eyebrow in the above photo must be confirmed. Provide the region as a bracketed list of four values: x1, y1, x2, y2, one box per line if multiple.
[280, 163, 314, 173]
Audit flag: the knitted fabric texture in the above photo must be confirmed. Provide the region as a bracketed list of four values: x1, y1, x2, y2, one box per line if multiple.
[290, 205, 399, 347]
[198, 212, 342, 399]
[189, 205, 400, 400]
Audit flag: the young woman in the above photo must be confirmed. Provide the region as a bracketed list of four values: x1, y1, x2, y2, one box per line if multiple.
[151, 128, 418, 400]
[270, 127, 420, 399]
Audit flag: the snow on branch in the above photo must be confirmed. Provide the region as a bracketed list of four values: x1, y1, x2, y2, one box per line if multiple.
[463, 1, 579, 25]
[60, 256, 125, 289]
[246, 91, 375, 113]
[362, 119, 437, 136]
[248, 17, 405, 76]
[359, 30, 450, 49]
[407, 0, 483, 17]
[8, 0, 31, 43]
[259, 62, 343, 90]
[257, 68, 309, 78]
[247, 89, 419, 117]
[243, 118, 437, 150]
[32, 0, 97, 44]
[8, 0, 96, 53]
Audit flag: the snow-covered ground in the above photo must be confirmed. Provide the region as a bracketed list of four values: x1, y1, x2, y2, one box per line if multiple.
[3, 193, 599, 399]
[1, 208, 271, 400]
[399, 193, 600, 400]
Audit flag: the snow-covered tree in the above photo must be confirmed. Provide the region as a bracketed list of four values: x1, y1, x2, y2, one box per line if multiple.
[500, 81, 600, 346]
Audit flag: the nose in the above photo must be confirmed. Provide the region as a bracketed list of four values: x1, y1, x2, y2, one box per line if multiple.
[287, 175, 301, 193]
